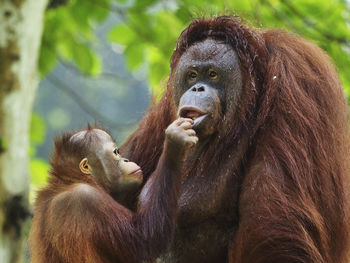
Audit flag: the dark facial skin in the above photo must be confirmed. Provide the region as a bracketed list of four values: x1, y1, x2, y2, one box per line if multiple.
[174, 38, 242, 138]
[71, 129, 143, 199]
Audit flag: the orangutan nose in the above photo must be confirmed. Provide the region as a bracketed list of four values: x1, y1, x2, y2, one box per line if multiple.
[190, 85, 206, 92]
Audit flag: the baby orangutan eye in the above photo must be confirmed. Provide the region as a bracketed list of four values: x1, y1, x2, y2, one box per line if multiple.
[113, 148, 120, 155]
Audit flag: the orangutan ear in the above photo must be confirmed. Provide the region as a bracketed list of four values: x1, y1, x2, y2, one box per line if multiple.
[79, 158, 91, 175]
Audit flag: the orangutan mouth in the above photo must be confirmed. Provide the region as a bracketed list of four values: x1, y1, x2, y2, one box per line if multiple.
[179, 106, 208, 127]
[179, 106, 204, 120]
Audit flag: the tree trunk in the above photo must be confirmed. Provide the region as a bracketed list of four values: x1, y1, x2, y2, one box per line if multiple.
[0, 0, 48, 262]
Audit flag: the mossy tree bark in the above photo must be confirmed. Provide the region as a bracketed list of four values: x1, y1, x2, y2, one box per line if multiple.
[0, 0, 47, 262]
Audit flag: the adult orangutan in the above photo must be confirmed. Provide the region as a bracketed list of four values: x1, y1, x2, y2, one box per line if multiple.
[121, 16, 350, 263]
[29, 121, 198, 263]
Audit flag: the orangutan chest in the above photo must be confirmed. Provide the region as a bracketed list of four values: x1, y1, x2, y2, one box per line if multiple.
[177, 169, 239, 227]
[159, 216, 237, 263]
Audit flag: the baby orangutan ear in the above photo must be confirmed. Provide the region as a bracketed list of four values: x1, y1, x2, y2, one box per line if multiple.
[79, 158, 91, 175]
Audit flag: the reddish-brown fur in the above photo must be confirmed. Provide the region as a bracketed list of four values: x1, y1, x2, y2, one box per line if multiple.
[121, 16, 350, 262]
[29, 127, 186, 263]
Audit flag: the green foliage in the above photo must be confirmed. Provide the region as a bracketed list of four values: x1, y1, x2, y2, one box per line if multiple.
[131, 0, 158, 12]
[30, 113, 46, 146]
[39, 0, 109, 76]
[29, 113, 49, 194]
[30, 158, 50, 187]
[108, 9, 184, 93]
[38, 0, 350, 97]
[106, 0, 350, 100]
[108, 24, 137, 45]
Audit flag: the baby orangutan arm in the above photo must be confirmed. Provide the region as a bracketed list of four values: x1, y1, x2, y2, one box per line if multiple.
[40, 119, 197, 263]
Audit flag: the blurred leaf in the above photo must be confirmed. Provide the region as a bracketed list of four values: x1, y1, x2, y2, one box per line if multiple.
[70, 1, 91, 31]
[73, 0, 110, 24]
[30, 113, 46, 146]
[29, 146, 36, 157]
[71, 44, 102, 75]
[112, 0, 128, 3]
[148, 46, 169, 91]
[174, 5, 192, 21]
[40, 0, 107, 77]
[124, 43, 145, 70]
[39, 45, 57, 76]
[108, 24, 137, 45]
[131, 0, 158, 11]
[30, 158, 50, 187]
[154, 11, 182, 51]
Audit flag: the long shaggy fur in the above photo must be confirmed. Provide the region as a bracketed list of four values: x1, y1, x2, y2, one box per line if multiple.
[122, 16, 350, 262]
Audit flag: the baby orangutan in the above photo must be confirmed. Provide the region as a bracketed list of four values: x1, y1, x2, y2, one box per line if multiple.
[29, 118, 197, 263]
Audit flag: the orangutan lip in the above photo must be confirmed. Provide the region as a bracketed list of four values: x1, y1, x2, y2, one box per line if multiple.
[192, 114, 208, 128]
[178, 106, 206, 120]
[128, 168, 142, 176]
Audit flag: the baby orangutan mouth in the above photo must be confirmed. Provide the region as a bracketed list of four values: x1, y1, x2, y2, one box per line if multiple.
[129, 168, 142, 176]
[128, 168, 143, 180]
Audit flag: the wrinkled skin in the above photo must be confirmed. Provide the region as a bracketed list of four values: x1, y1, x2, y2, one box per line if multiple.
[175, 39, 242, 139]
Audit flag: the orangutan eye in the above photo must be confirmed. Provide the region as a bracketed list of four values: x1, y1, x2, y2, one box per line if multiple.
[188, 70, 198, 80]
[113, 148, 120, 155]
[209, 70, 218, 79]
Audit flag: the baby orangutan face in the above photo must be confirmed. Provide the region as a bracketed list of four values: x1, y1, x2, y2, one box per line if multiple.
[71, 129, 143, 198]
